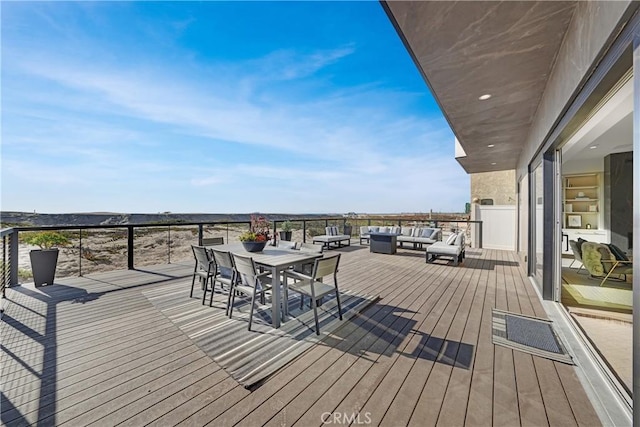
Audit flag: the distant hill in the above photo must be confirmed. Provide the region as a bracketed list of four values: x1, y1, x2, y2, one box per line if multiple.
[0, 212, 340, 227]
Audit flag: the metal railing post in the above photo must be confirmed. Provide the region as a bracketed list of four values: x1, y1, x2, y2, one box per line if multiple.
[10, 230, 18, 286]
[303, 220, 307, 243]
[127, 226, 134, 270]
[478, 221, 483, 249]
[79, 228, 83, 276]
[168, 226, 171, 264]
[198, 224, 203, 246]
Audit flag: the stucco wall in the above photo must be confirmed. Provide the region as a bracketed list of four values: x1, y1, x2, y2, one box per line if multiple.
[470, 170, 516, 205]
[516, 1, 634, 178]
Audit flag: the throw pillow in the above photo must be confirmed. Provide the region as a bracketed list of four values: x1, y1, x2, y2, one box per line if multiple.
[332, 226, 339, 236]
[421, 228, 435, 238]
[325, 226, 333, 236]
[368, 226, 379, 233]
[378, 226, 389, 233]
[445, 233, 457, 245]
[607, 243, 629, 261]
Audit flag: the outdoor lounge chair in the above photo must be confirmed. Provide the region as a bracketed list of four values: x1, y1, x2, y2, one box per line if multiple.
[425, 232, 465, 266]
[312, 226, 351, 249]
[581, 242, 633, 286]
[283, 253, 342, 335]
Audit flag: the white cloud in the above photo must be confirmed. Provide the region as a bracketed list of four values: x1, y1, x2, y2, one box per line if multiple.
[2, 29, 469, 213]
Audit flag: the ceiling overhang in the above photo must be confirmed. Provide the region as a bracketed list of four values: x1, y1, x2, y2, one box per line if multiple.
[382, 1, 577, 173]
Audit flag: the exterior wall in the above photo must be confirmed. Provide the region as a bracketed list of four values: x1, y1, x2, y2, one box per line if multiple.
[470, 170, 516, 205]
[516, 1, 633, 179]
[472, 205, 517, 250]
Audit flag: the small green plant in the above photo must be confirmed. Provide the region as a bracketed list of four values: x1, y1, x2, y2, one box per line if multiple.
[22, 231, 70, 250]
[281, 220, 293, 232]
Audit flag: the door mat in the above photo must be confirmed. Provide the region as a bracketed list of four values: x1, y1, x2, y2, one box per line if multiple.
[492, 309, 573, 364]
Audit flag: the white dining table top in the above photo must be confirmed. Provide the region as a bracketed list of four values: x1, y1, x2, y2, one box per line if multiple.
[208, 243, 322, 268]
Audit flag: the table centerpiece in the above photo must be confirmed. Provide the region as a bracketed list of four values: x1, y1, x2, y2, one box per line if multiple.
[239, 215, 271, 252]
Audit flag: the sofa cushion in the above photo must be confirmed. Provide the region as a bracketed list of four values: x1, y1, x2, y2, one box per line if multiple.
[360, 226, 369, 235]
[389, 226, 401, 234]
[368, 226, 379, 233]
[325, 226, 334, 236]
[401, 227, 413, 236]
[412, 227, 423, 237]
[454, 232, 465, 247]
[333, 226, 340, 236]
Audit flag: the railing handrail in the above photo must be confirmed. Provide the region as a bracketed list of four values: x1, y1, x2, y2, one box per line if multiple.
[2, 216, 480, 288]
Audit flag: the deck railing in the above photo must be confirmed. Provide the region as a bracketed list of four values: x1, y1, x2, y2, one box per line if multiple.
[1, 217, 481, 288]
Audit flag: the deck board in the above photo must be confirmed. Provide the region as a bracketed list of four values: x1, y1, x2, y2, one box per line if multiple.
[0, 246, 601, 426]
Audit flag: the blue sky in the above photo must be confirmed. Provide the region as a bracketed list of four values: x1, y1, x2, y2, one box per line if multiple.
[1, 1, 469, 214]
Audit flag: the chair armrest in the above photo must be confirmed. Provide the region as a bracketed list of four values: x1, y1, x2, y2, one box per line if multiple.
[283, 270, 312, 281]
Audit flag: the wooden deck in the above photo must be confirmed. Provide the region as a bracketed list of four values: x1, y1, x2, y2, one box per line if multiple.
[1, 245, 600, 426]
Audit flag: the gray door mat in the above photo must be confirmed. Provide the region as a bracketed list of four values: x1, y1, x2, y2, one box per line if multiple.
[492, 309, 574, 365]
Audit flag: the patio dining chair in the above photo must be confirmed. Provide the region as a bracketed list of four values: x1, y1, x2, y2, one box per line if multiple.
[190, 245, 215, 299]
[230, 253, 274, 331]
[283, 253, 342, 335]
[209, 249, 237, 310]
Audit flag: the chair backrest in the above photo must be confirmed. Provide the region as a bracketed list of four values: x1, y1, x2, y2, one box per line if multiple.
[569, 240, 582, 262]
[300, 242, 324, 253]
[454, 232, 465, 248]
[312, 253, 340, 280]
[360, 226, 369, 235]
[192, 245, 212, 269]
[232, 253, 257, 278]
[211, 249, 234, 270]
[202, 237, 224, 246]
[277, 240, 298, 250]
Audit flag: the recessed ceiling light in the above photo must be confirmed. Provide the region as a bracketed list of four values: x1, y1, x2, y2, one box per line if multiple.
[479, 94, 492, 101]
[589, 145, 598, 149]
[491, 162, 497, 165]
[487, 144, 495, 148]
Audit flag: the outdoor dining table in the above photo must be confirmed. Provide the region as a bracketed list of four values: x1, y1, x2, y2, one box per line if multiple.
[207, 243, 323, 328]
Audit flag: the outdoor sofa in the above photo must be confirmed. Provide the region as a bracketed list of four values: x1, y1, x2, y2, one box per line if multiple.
[312, 226, 351, 249]
[360, 226, 441, 249]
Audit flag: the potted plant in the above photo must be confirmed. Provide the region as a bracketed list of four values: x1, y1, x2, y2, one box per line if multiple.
[279, 220, 293, 241]
[23, 231, 70, 287]
[239, 215, 271, 252]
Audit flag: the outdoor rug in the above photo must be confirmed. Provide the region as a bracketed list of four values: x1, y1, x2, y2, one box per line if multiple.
[492, 309, 573, 365]
[561, 267, 632, 311]
[142, 281, 379, 389]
